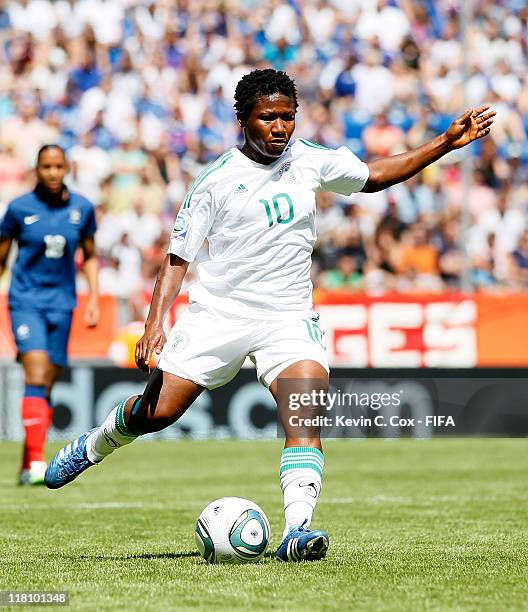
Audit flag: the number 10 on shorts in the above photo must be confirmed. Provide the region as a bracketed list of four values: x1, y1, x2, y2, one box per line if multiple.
[304, 319, 325, 348]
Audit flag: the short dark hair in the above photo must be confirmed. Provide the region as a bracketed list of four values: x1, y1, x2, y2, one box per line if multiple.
[37, 144, 66, 164]
[234, 68, 298, 121]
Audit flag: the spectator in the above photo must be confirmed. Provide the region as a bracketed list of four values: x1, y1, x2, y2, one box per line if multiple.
[396, 222, 440, 279]
[0, 0, 527, 321]
[0, 142, 27, 202]
[319, 255, 363, 290]
[509, 230, 528, 289]
[352, 49, 394, 114]
[471, 234, 498, 290]
[110, 233, 142, 325]
[69, 48, 102, 94]
[0, 93, 58, 168]
[363, 112, 406, 158]
[471, 185, 525, 280]
[68, 130, 112, 204]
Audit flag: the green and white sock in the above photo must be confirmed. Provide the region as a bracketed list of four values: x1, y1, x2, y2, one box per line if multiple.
[86, 397, 138, 463]
[280, 446, 324, 539]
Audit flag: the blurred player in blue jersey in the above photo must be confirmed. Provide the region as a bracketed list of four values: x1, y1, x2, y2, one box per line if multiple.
[0, 144, 99, 485]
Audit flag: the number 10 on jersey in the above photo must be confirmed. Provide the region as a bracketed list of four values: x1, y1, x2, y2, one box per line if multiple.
[259, 193, 294, 227]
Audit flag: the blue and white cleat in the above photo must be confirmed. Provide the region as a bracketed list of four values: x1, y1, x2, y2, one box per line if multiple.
[44, 429, 97, 489]
[275, 520, 329, 562]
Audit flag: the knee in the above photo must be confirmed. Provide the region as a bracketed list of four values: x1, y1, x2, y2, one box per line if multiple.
[142, 412, 176, 433]
[24, 365, 48, 388]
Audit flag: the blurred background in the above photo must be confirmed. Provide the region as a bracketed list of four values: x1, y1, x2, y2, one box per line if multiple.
[1, 0, 528, 438]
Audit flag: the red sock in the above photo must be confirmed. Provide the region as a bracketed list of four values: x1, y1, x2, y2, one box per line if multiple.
[21, 397, 49, 469]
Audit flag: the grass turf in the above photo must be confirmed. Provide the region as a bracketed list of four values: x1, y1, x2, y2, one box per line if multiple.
[0, 438, 527, 611]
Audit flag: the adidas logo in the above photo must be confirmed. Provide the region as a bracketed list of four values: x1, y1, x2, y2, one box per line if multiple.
[233, 183, 248, 196]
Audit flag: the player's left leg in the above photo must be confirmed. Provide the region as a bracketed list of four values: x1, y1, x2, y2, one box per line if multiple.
[45, 309, 73, 436]
[269, 359, 330, 561]
[251, 313, 330, 560]
[46, 363, 62, 429]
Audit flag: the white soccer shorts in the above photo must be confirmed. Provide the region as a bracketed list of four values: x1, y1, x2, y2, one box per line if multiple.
[158, 303, 329, 389]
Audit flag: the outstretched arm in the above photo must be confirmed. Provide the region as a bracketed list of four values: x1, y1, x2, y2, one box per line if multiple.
[362, 105, 495, 193]
[135, 253, 189, 372]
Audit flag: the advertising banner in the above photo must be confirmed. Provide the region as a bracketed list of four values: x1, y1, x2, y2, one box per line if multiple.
[1, 366, 527, 440]
[2, 292, 528, 366]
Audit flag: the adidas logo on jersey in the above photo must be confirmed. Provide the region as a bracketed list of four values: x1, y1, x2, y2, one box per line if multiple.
[233, 183, 248, 196]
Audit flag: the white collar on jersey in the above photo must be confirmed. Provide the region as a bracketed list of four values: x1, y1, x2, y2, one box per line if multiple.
[231, 143, 292, 169]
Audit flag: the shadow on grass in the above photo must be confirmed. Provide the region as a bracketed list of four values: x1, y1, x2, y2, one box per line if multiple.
[73, 550, 276, 561]
[78, 551, 201, 560]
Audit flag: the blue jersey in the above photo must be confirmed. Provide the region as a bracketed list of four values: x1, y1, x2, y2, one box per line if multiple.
[0, 187, 96, 311]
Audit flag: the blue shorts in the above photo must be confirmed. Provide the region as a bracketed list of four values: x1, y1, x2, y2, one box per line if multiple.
[9, 308, 73, 367]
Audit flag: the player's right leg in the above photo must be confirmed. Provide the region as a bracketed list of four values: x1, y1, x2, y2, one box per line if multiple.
[18, 351, 54, 485]
[45, 302, 250, 489]
[10, 307, 55, 485]
[44, 368, 203, 489]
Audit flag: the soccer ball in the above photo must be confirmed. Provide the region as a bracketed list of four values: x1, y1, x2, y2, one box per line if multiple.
[195, 497, 271, 564]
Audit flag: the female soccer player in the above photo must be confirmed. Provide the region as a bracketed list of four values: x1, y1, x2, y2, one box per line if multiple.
[0, 145, 99, 485]
[45, 69, 494, 561]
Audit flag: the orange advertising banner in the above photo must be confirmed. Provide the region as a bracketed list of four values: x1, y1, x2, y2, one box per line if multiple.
[313, 291, 528, 368]
[1, 292, 528, 367]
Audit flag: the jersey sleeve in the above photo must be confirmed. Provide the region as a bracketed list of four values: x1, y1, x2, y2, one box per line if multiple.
[0, 204, 20, 239]
[316, 145, 369, 195]
[81, 202, 97, 238]
[168, 190, 214, 262]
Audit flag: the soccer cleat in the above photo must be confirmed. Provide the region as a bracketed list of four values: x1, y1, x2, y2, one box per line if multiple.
[275, 520, 329, 562]
[19, 461, 47, 486]
[44, 429, 98, 489]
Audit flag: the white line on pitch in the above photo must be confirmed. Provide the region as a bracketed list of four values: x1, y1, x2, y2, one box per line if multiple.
[1, 501, 202, 511]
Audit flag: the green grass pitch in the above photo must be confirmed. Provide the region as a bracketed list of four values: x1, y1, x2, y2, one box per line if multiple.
[1, 438, 527, 611]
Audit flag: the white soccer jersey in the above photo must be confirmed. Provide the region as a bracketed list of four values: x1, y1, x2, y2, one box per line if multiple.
[168, 138, 369, 319]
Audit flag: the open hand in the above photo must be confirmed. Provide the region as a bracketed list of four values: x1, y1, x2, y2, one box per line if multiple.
[445, 105, 496, 150]
[84, 297, 100, 327]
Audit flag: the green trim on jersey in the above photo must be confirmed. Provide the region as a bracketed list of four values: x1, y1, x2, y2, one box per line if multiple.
[182, 152, 233, 209]
[299, 138, 329, 150]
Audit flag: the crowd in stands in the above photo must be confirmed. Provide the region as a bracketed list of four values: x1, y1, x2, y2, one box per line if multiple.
[1, 0, 528, 323]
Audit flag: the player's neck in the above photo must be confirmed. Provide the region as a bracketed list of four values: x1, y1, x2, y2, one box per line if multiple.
[35, 183, 69, 206]
[239, 142, 284, 166]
